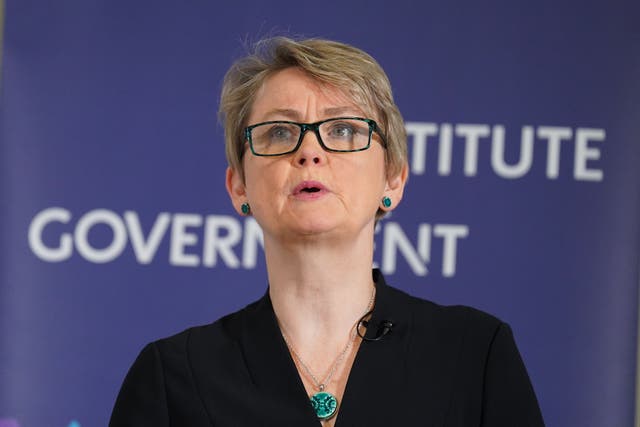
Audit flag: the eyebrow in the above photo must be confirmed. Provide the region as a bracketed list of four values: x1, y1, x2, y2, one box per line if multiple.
[260, 106, 366, 122]
[262, 109, 302, 121]
[323, 106, 365, 117]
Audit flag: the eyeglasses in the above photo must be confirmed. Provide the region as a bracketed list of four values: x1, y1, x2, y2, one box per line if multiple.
[244, 117, 387, 157]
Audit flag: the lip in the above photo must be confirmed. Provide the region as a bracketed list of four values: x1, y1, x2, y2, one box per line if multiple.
[291, 180, 329, 200]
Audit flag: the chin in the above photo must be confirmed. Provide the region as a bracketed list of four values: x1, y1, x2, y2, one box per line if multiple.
[291, 220, 338, 236]
[271, 214, 337, 237]
[289, 217, 372, 241]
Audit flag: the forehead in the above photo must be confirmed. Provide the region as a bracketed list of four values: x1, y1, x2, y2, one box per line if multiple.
[249, 67, 368, 122]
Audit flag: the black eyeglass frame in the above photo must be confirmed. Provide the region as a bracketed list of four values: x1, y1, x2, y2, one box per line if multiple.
[243, 117, 388, 157]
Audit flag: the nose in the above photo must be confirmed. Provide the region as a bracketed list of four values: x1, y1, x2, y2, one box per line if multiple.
[293, 129, 326, 166]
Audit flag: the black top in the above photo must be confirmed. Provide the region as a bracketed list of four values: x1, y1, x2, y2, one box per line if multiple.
[109, 270, 544, 426]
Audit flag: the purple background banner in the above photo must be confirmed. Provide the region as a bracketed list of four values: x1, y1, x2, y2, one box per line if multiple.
[1, 1, 639, 426]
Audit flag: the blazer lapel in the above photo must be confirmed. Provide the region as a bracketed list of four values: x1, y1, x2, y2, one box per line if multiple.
[335, 270, 449, 427]
[335, 270, 412, 426]
[239, 291, 321, 425]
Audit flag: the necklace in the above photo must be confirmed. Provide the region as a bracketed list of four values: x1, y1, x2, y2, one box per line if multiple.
[279, 287, 375, 421]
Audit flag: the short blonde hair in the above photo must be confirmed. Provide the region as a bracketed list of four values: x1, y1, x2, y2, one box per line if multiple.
[219, 36, 407, 182]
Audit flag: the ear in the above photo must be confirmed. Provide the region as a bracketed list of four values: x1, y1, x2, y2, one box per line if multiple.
[381, 163, 409, 212]
[225, 167, 247, 215]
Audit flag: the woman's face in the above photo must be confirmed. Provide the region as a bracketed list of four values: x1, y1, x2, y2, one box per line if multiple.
[226, 67, 405, 243]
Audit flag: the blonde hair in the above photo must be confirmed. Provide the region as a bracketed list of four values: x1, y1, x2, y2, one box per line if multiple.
[219, 36, 407, 183]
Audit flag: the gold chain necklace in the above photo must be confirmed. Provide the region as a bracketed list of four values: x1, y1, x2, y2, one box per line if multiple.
[278, 287, 375, 421]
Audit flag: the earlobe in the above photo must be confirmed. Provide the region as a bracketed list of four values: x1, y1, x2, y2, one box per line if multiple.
[226, 167, 247, 215]
[383, 163, 408, 210]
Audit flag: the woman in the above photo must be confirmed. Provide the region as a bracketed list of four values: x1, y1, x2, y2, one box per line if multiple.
[109, 37, 544, 426]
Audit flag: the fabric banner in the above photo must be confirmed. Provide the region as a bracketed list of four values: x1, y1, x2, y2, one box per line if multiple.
[1, 1, 639, 426]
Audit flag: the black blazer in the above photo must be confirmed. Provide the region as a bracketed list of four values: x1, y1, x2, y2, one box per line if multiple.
[110, 270, 544, 426]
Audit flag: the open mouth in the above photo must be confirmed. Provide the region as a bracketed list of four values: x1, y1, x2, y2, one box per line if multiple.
[301, 187, 321, 193]
[293, 181, 327, 195]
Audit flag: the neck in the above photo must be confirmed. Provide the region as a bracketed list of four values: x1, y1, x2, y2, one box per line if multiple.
[265, 228, 376, 357]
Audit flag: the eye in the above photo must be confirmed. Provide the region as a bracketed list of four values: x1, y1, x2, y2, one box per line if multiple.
[268, 125, 294, 141]
[326, 122, 356, 139]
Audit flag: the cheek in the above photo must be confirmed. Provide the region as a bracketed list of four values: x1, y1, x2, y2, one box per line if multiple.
[354, 155, 387, 189]
[242, 162, 263, 199]
[338, 160, 386, 207]
[243, 163, 286, 205]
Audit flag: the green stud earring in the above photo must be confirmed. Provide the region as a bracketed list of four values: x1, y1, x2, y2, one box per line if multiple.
[241, 202, 251, 215]
[382, 196, 392, 208]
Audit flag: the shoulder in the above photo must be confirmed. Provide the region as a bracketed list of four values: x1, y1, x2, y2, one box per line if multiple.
[385, 283, 504, 343]
[110, 299, 267, 425]
[150, 296, 263, 360]
[373, 269, 504, 347]
[381, 282, 519, 376]
[382, 284, 544, 424]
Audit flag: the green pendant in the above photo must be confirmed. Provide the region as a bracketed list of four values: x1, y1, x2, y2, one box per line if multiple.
[310, 391, 338, 420]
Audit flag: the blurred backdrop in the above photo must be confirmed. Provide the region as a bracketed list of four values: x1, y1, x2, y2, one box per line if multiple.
[1, 1, 639, 426]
